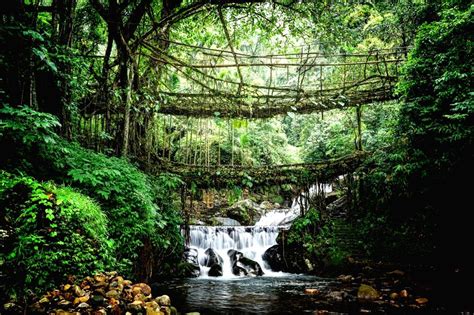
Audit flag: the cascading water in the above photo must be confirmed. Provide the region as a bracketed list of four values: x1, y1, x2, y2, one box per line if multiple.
[187, 183, 334, 278]
[188, 225, 280, 277]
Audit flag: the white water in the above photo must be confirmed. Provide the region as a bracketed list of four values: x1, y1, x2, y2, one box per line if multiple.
[188, 183, 333, 278]
[188, 225, 282, 278]
[255, 183, 333, 227]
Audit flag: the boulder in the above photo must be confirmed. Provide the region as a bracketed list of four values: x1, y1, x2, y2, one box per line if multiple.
[27, 273, 177, 314]
[357, 284, 380, 300]
[237, 257, 264, 276]
[262, 245, 284, 271]
[132, 283, 152, 297]
[225, 199, 262, 225]
[262, 244, 311, 273]
[227, 249, 263, 276]
[156, 295, 171, 306]
[208, 264, 223, 277]
[182, 247, 201, 277]
[203, 248, 223, 267]
[183, 247, 199, 265]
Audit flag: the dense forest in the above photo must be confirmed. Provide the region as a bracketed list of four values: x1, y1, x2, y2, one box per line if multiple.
[0, 0, 472, 314]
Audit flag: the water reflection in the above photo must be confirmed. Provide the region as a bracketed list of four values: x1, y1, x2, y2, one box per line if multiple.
[157, 274, 336, 314]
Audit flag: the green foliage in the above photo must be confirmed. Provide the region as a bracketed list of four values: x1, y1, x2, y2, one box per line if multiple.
[286, 209, 349, 268]
[0, 106, 183, 278]
[0, 171, 114, 294]
[0, 105, 60, 146]
[398, 5, 473, 153]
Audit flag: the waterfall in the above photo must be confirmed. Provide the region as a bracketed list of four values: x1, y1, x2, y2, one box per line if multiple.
[188, 225, 280, 277]
[255, 183, 333, 227]
[186, 183, 333, 278]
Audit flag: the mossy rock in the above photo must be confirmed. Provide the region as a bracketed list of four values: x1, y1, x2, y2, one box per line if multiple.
[225, 199, 261, 225]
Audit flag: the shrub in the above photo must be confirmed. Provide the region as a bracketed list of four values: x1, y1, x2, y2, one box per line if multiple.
[0, 171, 114, 295]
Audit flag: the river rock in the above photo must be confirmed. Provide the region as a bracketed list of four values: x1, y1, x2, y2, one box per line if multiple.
[90, 294, 105, 307]
[183, 247, 199, 265]
[262, 245, 284, 271]
[132, 283, 152, 297]
[399, 289, 409, 298]
[208, 263, 223, 277]
[182, 247, 201, 277]
[228, 249, 263, 276]
[105, 290, 120, 299]
[415, 297, 428, 304]
[73, 295, 90, 305]
[28, 273, 177, 315]
[156, 295, 171, 306]
[337, 274, 354, 283]
[304, 288, 320, 295]
[389, 292, 399, 300]
[203, 248, 223, 267]
[127, 300, 144, 312]
[357, 284, 380, 300]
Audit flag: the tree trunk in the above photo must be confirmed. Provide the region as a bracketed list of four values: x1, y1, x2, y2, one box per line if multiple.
[120, 55, 133, 157]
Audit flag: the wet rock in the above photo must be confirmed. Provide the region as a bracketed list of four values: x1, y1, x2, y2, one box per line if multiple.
[90, 294, 105, 307]
[58, 300, 72, 307]
[337, 274, 354, 283]
[183, 247, 199, 265]
[238, 257, 264, 276]
[416, 297, 428, 304]
[106, 290, 120, 299]
[73, 295, 90, 305]
[389, 292, 399, 300]
[399, 289, 409, 298]
[262, 245, 284, 271]
[73, 285, 85, 297]
[387, 270, 405, 277]
[161, 306, 172, 315]
[182, 247, 201, 277]
[225, 199, 262, 225]
[304, 288, 320, 295]
[208, 264, 223, 277]
[357, 284, 380, 300]
[204, 248, 224, 277]
[156, 295, 171, 306]
[145, 301, 159, 310]
[28, 273, 177, 315]
[132, 283, 152, 297]
[127, 300, 144, 312]
[228, 249, 263, 276]
[77, 302, 90, 309]
[203, 248, 223, 267]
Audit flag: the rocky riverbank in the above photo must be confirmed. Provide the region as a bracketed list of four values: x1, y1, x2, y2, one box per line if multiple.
[301, 262, 437, 313]
[2, 272, 185, 315]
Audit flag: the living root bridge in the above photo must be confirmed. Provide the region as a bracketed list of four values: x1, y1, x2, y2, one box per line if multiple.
[150, 151, 368, 189]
